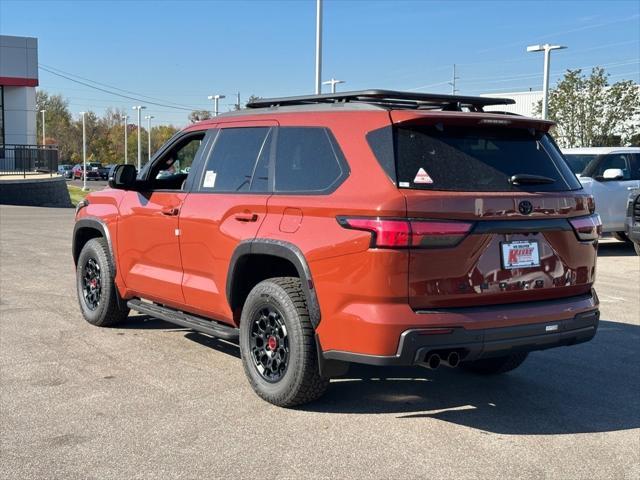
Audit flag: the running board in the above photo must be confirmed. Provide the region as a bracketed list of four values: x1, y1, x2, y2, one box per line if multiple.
[127, 299, 239, 341]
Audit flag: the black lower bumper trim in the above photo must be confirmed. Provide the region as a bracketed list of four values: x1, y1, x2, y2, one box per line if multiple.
[323, 309, 600, 366]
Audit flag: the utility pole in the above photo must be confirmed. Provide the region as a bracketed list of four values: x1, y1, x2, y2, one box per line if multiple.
[448, 64, 459, 94]
[207, 95, 226, 117]
[40, 110, 46, 146]
[322, 78, 345, 94]
[526, 43, 567, 119]
[121, 114, 128, 164]
[236, 92, 241, 110]
[79, 111, 87, 192]
[132, 105, 146, 170]
[145, 115, 154, 163]
[315, 0, 323, 94]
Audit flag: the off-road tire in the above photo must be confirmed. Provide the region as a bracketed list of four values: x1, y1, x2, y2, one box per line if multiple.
[239, 277, 329, 407]
[634, 242, 640, 256]
[461, 352, 529, 375]
[76, 237, 129, 327]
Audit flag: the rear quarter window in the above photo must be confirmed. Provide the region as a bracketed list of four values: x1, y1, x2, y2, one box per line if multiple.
[395, 125, 581, 192]
[274, 127, 348, 193]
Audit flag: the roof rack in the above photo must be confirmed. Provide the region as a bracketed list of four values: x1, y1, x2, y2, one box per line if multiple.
[246, 89, 515, 111]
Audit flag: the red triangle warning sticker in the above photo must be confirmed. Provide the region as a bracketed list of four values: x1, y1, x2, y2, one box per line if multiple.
[414, 168, 433, 184]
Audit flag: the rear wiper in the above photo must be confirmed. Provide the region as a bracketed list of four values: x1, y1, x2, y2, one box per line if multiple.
[508, 174, 556, 185]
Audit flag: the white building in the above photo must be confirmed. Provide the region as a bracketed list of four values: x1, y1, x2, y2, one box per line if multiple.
[482, 90, 543, 118]
[0, 35, 38, 145]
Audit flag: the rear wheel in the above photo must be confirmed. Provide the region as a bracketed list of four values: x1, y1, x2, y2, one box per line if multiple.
[613, 231, 630, 243]
[76, 238, 129, 327]
[239, 277, 328, 407]
[461, 352, 529, 375]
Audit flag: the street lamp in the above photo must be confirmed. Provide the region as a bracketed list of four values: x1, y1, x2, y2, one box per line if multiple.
[121, 114, 128, 164]
[526, 43, 567, 120]
[132, 105, 146, 170]
[79, 111, 88, 192]
[40, 110, 46, 146]
[322, 78, 344, 94]
[315, 0, 323, 94]
[207, 95, 226, 117]
[144, 114, 155, 163]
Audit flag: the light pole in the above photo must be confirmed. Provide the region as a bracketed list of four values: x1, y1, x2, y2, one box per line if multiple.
[132, 105, 146, 170]
[79, 111, 88, 192]
[322, 78, 344, 94]
[207, 95, 225, 117]
[315, 0, 323, 94]
[145, 114, 155, 163]
[526, 44, 567, 119]
[121, 114, 128, 164]
[40, 110, 46, 146]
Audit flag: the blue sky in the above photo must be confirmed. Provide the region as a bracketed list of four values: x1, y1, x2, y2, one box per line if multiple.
[1, 0, 638, 127]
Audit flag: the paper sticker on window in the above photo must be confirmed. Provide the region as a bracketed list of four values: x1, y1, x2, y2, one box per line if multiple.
[203, 170, 217, 188]
[414, 168, 433, 184]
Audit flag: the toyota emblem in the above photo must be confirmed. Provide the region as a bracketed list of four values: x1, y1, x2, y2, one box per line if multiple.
[518, 200, 533, 215]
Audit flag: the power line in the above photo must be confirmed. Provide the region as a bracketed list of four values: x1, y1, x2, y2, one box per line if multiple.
[38, 65, 197, 111]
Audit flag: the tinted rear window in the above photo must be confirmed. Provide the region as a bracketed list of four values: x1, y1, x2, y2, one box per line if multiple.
[274, 127, 347, 192]
[395, 125, 581, 192]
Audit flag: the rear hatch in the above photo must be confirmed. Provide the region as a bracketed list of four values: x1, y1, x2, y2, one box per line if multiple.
[387, 113, 599, 309]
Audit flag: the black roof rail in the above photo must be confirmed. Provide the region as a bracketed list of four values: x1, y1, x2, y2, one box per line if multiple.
[246, 89, 515, 111]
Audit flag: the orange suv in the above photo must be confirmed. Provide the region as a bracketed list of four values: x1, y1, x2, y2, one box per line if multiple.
[73, 90, 601, 407]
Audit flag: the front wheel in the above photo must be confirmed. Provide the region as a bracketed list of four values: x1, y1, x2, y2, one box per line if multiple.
[76, 238, 129, 327]
[634, 242, 640, 256]
[461, 352, 529, 375]
[239, 277, 328, 407]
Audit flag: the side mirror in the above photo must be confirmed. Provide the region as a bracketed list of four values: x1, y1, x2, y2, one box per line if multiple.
[108, 164, 137, 190]
[601, 168, 625, 181]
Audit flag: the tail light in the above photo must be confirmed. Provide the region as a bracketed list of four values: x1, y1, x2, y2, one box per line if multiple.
[569, 214, 602, 241]
[338, 217, 474, 248]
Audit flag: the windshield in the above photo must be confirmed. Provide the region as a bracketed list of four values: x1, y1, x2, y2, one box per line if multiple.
[563, 154, 597, 175]
[390, 125, 581, 192]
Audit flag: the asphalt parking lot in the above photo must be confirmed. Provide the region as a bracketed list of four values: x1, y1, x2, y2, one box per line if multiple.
[1, 205, 638, 480]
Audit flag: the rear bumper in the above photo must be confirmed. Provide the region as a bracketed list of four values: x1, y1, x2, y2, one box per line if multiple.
[322, 298, 599, 366]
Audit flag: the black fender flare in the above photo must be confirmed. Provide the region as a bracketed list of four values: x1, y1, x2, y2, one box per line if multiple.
[226, 239, 321, 327]
[72, 217, 116, 273]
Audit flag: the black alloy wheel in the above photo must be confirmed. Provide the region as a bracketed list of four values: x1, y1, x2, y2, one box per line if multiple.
[82, 257, 102, 311]
[249, 306, 290, 382]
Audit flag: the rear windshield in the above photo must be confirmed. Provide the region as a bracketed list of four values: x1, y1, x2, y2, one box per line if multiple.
[563, 154, 597, 175]
[393, 125, 581, 192]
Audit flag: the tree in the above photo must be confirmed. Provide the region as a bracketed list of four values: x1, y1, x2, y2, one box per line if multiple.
[537, 67, 640, 147]
[245, 95, 262, 108]
[189, 110, 212, 123]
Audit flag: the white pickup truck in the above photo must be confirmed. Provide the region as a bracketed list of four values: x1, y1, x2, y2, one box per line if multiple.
[562, 147, 640, 240]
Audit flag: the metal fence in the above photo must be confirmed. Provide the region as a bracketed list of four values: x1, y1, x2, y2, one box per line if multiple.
[0, 144, 59, 177]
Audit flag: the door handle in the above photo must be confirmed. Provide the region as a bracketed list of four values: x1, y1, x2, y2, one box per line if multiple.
[234, 212, 258, 222]
[161, 207, 180, 216]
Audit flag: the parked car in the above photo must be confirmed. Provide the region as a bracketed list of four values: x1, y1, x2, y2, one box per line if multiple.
[625, 189, 640, 255]
[72, 164, 100, 180]
[57, 164, 73, 179]
[562, 147, 640, 240]
[73, 90, 601, 407]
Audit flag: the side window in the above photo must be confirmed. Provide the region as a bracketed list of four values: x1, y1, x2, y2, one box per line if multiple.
[274, 127, 347, 192]
[595, 154, 631, 179]
[628, 154, 640, 180]
[148, 133, 206, 190]
[200, 127, 271, 192]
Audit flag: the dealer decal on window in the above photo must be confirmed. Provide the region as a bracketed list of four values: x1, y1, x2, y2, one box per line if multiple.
[413, 168, 433, 184]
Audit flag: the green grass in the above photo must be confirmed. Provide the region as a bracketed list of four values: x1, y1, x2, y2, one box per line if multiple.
[67, 185, 90, 206]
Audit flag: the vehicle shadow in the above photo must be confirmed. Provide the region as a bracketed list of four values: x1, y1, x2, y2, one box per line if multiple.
[597, 241, 636, 257]
[117, 314, 182, 330]
[301, 319, 640, 435]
